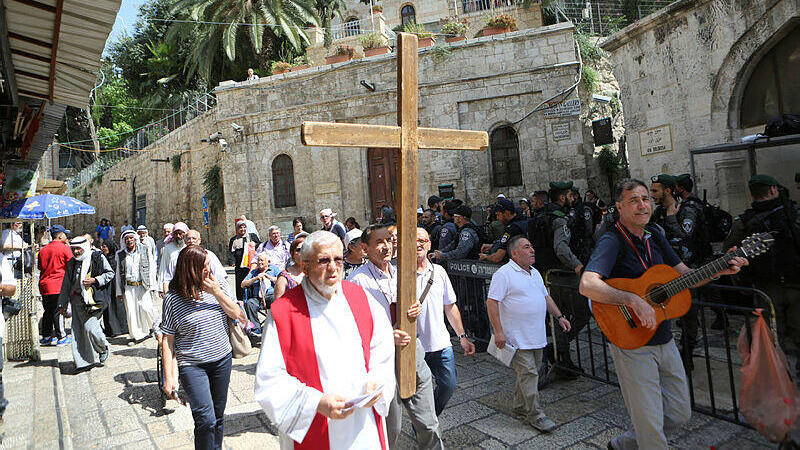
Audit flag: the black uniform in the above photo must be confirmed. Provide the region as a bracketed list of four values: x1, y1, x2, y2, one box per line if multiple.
[568, 199, 594, 264]
[489, 214, 528, 259]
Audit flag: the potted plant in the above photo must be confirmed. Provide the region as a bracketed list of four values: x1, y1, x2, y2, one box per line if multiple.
[371, 4, 382, 14]
[290, 56, 310, 71]
[403, 22, 435, 48]
[480, 14, 518, 37]
[325, 45, 355, 64]
[440, 18, 468, 43]
[359, 32, 391, 57]
[271, 61, 292, 74]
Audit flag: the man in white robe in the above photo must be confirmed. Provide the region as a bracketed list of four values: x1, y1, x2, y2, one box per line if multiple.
[157, 221, 188, 295]
[254, 231, 395, 450]
[115, 230, 158, 343]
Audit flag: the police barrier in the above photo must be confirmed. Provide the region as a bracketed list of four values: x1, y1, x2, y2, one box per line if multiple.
[442, 260, 779, 428]
[543, 268, 777, 428]
[0, 220, 38, 361]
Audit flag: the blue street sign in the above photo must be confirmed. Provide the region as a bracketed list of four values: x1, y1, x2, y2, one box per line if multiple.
[202, 197, 210, 228]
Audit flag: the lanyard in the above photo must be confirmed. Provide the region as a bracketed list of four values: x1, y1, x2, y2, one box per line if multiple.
[615, 222, 653, 271]
[367, 263, 396, 306]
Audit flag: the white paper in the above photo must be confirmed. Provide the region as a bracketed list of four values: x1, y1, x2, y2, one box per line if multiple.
[488, 334, 517, 367]
[342, 383, 385, 412]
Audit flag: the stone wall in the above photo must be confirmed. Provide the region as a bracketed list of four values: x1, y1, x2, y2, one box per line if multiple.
[600, 0, 800, 212]
[63, 22, 614, 251]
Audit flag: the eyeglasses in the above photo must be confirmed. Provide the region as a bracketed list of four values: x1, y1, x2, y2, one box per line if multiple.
[320, 215, 331, 219]
[316, 256, 344, 266]
[416, 238, 430, 244]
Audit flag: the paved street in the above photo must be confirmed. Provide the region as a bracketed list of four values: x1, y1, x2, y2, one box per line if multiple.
[1, 328, 776, 449]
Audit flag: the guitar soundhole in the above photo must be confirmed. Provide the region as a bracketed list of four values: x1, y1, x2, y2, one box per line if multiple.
[647, 284, 668, 304]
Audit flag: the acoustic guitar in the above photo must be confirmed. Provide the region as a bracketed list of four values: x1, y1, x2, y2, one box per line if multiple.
[592, 232, 774, 349]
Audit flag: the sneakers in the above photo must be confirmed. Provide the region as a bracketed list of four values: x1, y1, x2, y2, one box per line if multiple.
[529, 416, 556, 433]
[39, 337, 52, 346]
[99, 351, 109, 364]
[56, 336, 72, 346]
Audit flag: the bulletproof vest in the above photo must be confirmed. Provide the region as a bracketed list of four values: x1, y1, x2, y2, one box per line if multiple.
[458, 222, 482, 259]
[568, 201, 593, 264]
[678, 197, 711, 264]
[529, 203, 563, 273]
[739, 197, 800, 281]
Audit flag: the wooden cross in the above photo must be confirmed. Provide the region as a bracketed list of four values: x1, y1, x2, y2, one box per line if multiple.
[301, 33, 488, 398]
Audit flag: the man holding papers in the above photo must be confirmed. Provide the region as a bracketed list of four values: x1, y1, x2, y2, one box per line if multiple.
[254, 231, 395, 449]
[486, 235, 571, 433]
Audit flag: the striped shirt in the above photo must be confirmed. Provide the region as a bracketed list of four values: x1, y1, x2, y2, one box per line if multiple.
[161, 291, 232, 366]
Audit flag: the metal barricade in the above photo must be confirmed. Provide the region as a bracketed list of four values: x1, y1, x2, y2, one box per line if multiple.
[0, 220, 39, 361]
[443, 260, 501, 349]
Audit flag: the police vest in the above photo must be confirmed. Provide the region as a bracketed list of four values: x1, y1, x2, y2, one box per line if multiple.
[739, 198, 800, 282]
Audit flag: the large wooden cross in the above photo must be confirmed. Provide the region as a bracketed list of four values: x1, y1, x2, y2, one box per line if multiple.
[301, 33, 488, 398]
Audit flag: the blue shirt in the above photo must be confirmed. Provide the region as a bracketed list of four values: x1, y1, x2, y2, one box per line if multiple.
[244, 265, 281, 299]
[585, 224, 681, 346]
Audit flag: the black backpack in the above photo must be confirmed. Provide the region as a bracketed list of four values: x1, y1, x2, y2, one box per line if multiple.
[471, 222, 493, 245]
[700, 190, 733, 242]
[764, 114, 800, 137]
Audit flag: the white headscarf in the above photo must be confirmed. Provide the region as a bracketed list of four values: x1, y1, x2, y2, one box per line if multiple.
[122, 230, 140, 254]
[70, 237, 93, 305]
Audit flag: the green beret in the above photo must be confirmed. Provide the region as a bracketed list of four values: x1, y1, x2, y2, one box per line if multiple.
[748, 174, 779, 187]
[650, 174, 676, 189]
[676, 173, 691, 183]
[549, 181, 573, 190]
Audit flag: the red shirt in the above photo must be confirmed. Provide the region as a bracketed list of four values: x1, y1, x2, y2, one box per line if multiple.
[38, 240, 73, 295]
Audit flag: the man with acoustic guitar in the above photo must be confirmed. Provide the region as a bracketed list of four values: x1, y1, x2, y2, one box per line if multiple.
[579, 178, 749, 450]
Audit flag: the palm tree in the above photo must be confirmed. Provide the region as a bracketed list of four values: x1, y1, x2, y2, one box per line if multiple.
[314, 0, 347, 45]
[170, 0, 319, 81]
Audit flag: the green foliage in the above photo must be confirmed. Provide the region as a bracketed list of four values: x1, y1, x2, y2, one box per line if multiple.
[576, 32, 603, 65]
[203, 164, 225, 214]
[597, 145, 622, 175]
[316, 0, 348, 46]
[430, 44, 451, 63]
[171, 154, 182, 173]
[358, 32, 385, 50]
[403, 22, 433, 38]
[331, 45, 355, 57]
[271, 61, 292, 73]
[485, 14, 518, 30]
[96, 122, 135, 150]
[440, 18, 468, 37]
[582, 66, 599, 93]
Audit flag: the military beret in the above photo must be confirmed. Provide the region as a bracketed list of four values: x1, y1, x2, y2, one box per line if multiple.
[549, 181, 574, 190]
[494, 198, 516, 213]
[453, 204, 472, 218]
[650, 174, 676, 189]
[748, 174, 779, 187]
[676, 173, 691, 183]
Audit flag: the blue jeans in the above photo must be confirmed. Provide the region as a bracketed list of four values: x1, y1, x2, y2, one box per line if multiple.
[178, 353, 233, 450]
[424, 346, 457, 416]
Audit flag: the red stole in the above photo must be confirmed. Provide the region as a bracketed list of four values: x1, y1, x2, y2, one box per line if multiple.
[271, 281, 388, 450]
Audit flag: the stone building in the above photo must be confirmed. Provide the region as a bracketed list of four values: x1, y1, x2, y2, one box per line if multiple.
[600, 0, 799, 214]
[61, 12, 617, 254]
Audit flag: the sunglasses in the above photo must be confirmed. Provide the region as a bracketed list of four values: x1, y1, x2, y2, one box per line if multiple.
[316, 256, 344, 266]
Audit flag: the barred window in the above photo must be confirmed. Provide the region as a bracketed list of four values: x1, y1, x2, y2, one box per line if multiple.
[344, 17, 361, 36]
[401, 5, 416, 26]
[490, 125, 522, 187]
[272, 154, 296, 208]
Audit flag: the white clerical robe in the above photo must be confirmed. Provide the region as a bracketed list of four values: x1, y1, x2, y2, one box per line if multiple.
[254, 279, 395, 449]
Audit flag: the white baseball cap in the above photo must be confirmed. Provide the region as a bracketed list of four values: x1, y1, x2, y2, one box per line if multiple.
[344, 229, 363, 248]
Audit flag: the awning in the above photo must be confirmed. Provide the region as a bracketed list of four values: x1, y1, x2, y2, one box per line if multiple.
[35, 177, 67, 195]
[4, 0, 122, 108]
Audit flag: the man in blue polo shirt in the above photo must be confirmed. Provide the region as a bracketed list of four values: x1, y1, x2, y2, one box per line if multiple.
[579, 178, 747, 450]
[241, 252, 280, 338]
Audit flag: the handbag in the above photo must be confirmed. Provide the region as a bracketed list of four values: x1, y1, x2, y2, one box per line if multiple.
[2, 297, 22, 319]
[228, 315, 252, 358]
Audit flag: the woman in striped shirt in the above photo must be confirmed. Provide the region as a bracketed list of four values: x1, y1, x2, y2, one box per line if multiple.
[160, 245, 247, 450]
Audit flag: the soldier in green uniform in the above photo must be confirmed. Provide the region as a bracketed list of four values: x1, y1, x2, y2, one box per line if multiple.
[724, 174, 800, 379]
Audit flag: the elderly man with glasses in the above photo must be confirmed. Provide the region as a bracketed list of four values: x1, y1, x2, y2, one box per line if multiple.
[319, 208, 347, 243]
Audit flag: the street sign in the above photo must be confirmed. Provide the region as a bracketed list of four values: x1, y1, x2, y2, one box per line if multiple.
[202, 197, 210, 229]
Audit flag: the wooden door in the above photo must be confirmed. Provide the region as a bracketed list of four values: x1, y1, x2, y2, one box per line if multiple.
[367, 148, 398, 222]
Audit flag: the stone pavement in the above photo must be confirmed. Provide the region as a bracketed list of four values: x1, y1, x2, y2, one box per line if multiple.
[1, 331, 776, 449]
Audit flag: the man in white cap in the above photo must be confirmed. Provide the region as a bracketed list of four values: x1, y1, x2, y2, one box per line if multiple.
[156, 223, 173, 268]
[319, 208, 347, 242]
[158, 222, 188, 295]
[137, 225, 158, 287]
[343, 228, 366, 279]
[116, 230, 158, 344]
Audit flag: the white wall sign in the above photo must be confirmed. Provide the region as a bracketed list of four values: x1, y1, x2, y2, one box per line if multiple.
[543, 99, 581, 118]
[434, 169, 461, 182]
[552, 122, 570, 141]
[639, 124, 673, 156]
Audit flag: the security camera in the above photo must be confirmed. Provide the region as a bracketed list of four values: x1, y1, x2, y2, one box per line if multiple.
[232, 123, 243, 133]
[219, 138, 228, 150]
[209, 131, 223, 142]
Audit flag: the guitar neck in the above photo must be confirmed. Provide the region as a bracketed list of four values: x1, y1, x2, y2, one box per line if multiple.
[660, 249, 744, 297]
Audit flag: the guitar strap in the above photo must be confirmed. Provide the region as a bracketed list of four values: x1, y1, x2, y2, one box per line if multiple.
[615, 222, 654, 271]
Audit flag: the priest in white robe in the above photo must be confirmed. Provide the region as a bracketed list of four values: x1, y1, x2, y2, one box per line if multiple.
[254, 231, 395, 450]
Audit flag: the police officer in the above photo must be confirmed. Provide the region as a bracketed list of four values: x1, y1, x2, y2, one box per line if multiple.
[479, 198, 527, 263]
[568, 186, 594, 264]
[437, 199, 461, 254]
[433, 204, 480, 261]
[421, 209, 442, 250]
[724, 174, 800, 379]
[649, 174, 682, 239]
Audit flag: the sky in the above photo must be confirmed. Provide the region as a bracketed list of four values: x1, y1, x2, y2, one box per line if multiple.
[106, 0, 148, 51]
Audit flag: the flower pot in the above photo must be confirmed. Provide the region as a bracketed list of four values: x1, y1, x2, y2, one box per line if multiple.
[418, 37, 435, 48]
[445, 35, 466, 43]
[364, 46, 391, 57]
[290, 64, 310, 72]
[272, 68, 289, 75]
[325, 54, 352, 64]
[480, 26, 512, 37]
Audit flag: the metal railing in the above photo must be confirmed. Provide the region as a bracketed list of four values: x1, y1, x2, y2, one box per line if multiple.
[331, 17, 376, 40]
[550, 0, 672, 35]
[0, 220, 39, 361]
[442, 259, 779, 428]
[459, 0, 519, 14]
[65, 91, 217, 191]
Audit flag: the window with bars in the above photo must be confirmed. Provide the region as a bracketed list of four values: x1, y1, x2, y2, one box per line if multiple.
[740, 25, 800, 128]
[344, 17, 361, 36]
[489, 125, 522, 187]
[401, 5, 416, 26]
[272, 154, 296, 208]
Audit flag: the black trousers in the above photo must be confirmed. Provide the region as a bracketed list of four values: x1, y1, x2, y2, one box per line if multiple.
[234, 267, 249, 301]
[550, 274, 590, 359]
[41, 294, 66, 339]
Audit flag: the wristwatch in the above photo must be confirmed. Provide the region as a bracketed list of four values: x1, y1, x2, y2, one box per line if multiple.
[458, 333, 468, 339]
[555, 314, 565, 320]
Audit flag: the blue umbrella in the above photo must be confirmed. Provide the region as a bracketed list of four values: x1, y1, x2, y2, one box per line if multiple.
[1, 193, 95, 219]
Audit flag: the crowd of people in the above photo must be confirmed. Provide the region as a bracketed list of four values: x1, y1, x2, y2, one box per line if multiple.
[0, 170, 794, 449]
